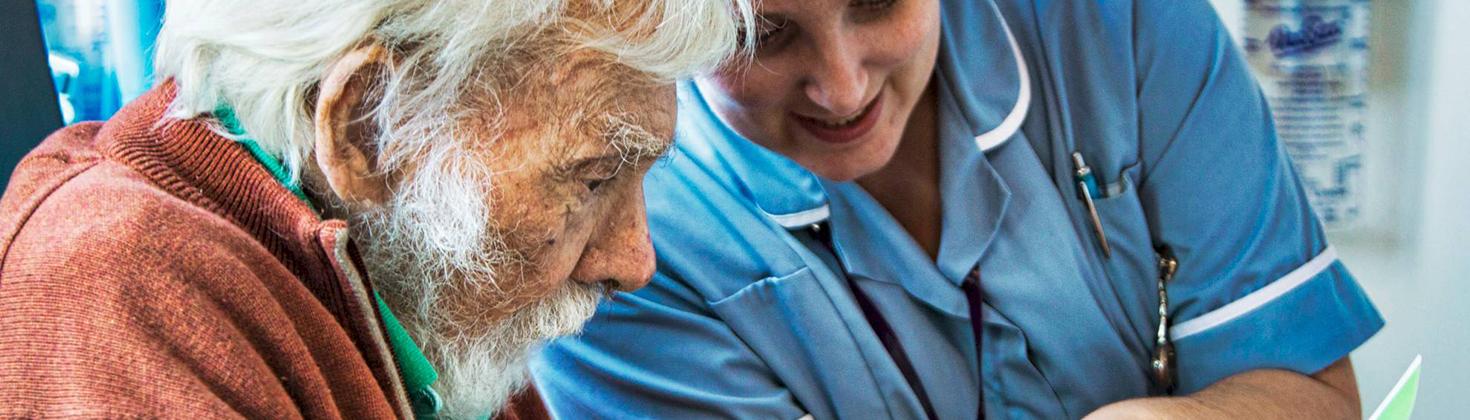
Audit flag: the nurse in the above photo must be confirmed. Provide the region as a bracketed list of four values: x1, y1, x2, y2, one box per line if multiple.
[534, 0, 1384, 418]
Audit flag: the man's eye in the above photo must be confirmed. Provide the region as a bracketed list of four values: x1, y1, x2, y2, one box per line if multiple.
[583, 174, 616, 193]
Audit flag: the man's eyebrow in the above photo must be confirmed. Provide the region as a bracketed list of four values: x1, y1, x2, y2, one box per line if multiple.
[549, 114, 673, 180]
[602, 114, 673, 165]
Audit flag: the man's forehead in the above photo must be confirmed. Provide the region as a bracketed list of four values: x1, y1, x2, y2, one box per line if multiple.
[539, 48, 656, 91]
[477, 71, 672, 169]
[540, 51, 675, 152]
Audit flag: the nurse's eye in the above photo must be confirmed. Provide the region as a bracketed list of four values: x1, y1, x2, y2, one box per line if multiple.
[851, 0, 898, 9]
[745, 17, 792, 52]
[851, 0, 899, 21]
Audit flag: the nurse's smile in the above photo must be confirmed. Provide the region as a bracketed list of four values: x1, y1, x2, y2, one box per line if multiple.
[695, 0, 941, 181]
[792, 90, 884, 145]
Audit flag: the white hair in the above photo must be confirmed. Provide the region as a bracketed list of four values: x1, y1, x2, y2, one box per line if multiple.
[354, 144, 607, 417]
[154, 0, 754, 182]
[155, 1, 756, 417]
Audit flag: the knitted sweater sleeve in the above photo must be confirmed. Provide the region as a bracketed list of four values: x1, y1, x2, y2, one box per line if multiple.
[0, 166, 317, 419]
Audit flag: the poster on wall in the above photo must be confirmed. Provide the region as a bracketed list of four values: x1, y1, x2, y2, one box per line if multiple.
[1242, 0, 1370, 230]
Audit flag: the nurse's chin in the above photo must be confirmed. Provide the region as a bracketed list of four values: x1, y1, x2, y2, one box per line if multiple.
[791, 130, 908, 182]
[791, 149, 898, 182]
[782, 134, 902, 183]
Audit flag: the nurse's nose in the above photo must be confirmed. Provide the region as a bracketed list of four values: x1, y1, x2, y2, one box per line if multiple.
[569, 183, 656, 292]
[802, 41, 869, 117]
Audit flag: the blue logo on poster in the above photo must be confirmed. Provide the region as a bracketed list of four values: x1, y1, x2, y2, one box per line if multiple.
[1268, 15, 1344, 58]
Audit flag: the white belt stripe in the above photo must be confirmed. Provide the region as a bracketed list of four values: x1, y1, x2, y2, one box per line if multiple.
[1170, 246, 1341, 340]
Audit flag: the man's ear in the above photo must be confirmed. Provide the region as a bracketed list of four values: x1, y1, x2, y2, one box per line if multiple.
[314, 42, 393, 211]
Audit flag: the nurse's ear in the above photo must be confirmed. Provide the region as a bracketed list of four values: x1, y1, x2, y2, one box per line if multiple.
[313, 42, 397, 212]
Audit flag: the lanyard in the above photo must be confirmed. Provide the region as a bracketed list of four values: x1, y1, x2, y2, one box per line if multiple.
[960, 267, 986, 420]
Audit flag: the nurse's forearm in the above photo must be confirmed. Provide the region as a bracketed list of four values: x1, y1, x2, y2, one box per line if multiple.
[1084, 358, 1360, 420]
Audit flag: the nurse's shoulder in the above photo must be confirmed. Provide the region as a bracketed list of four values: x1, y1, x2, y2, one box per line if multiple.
[639, 138, 798, 303]
[534, 135, 814, 419]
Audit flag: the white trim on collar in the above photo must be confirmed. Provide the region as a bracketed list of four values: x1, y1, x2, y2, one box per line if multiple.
[974, 14, 1031, 152]
[767, 205, 832, 229]
[763, 10, 1028, 229]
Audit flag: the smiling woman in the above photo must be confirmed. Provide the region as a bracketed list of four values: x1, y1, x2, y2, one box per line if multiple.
[535, 0, 1385, 418]
[700, 0, 938, 183]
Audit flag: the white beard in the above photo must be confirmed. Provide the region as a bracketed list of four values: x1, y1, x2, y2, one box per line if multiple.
[352, 152, 604, 419]
[426, 282, 603, 419]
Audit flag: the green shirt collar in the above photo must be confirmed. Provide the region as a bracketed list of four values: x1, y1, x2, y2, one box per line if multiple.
[214, 107, 442, 417]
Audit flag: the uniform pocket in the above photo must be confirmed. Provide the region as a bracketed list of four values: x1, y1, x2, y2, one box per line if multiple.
[708, 268, 841, 374]
[1091, 164, 1152, 269]
[707, 268, 905, 420]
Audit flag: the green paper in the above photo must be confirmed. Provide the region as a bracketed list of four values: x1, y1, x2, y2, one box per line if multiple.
[1370, 355, 1421, 420]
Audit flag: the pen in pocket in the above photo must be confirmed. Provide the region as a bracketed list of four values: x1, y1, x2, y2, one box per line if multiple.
[1071, 152, 1111, 258]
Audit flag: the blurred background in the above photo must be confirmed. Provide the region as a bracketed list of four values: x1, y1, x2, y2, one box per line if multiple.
[1205, 0, 1470, 417]
[33, 0, 163, 124]
[3, 0, 1466, 417]
[1210, 0, 1470, 417]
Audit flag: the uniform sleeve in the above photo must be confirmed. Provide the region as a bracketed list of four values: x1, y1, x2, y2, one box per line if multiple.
[532, 272, 807, 419]
[1131, 0, 1383, 393]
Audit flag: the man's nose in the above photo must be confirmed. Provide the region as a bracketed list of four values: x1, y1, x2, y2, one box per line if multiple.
[570, 186, 655, 292]
[803, 39, 868, 117]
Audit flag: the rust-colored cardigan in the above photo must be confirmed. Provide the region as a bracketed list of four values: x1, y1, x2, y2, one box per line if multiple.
[0, 84, 547, 419]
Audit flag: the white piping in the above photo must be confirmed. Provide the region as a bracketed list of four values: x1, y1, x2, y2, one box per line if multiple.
[762, 12, 1027, 230]
[1170, 246, 1340, 340]
[767, 205, 831, 229]
[974, 13, 1032, 152]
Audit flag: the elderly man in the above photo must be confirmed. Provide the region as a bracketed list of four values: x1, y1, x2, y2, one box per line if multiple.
[0, 0, 749, 418]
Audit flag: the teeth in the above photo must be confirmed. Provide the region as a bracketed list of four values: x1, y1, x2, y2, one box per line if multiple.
[821, 115, 858, 127]
[810, 100, 874, 128]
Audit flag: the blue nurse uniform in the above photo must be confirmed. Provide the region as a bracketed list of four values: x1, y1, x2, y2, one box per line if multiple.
[532, 0, 1384, 418]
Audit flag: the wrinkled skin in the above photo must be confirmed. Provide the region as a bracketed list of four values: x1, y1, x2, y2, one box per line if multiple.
[311, 45, 673, 332]
[447, 50, 673, 328]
